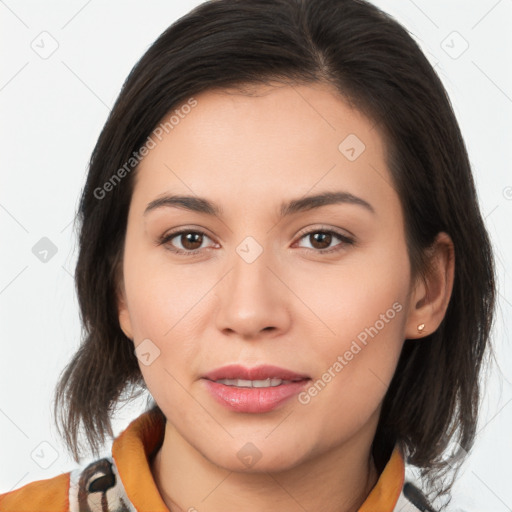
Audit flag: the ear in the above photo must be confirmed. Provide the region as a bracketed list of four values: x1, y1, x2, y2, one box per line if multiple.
[405, 232, 455, 339]
[117, 277, 134, 341]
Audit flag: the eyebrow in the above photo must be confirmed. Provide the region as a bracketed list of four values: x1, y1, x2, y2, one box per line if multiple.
[144, 191, 375, 218]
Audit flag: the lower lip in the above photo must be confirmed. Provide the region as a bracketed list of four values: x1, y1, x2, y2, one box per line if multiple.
[202, 379, 310, 413]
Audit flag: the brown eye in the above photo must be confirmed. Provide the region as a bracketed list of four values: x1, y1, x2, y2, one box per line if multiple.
[179, 232, 204, 251]
[296, 228, 354, 254]
[308, 232, 333, 250]
[159, 229, 216, 256]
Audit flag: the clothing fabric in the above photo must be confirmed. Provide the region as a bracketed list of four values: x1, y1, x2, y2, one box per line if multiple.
[0, 407, 435, 511]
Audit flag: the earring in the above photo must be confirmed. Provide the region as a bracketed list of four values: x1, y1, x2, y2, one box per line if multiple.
[417, 323, 425, 333]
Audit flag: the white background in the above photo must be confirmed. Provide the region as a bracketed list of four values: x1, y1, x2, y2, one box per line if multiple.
[0, 1, 511, 510]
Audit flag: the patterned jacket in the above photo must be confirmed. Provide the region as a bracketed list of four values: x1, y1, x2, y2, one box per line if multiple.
[0, 408, 436, 511]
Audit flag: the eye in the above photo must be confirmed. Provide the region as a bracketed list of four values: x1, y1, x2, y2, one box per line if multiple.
[158, 229, 217, 256]
[294, 227, 355, 254]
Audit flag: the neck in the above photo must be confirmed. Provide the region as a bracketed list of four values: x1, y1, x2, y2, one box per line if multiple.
[150, 422, 380, 512]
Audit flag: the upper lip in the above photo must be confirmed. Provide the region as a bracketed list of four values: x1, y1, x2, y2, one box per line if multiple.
[202, 364, 310, 381]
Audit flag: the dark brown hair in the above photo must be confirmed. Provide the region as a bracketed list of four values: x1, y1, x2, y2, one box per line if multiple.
[53, 0, 496, 506]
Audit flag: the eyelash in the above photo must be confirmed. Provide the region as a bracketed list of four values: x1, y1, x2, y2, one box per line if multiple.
[158, 227, 355, 257]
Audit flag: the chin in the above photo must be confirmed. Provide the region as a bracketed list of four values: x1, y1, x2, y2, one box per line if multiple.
[201, 437, 311, 475]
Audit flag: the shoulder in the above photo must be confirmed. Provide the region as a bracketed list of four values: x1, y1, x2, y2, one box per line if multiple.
[0, 456, 136, 512]
[0, 409, 162, 512]
[0, 471, 70, 512]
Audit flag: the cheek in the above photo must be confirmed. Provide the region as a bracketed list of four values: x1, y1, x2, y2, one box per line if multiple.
[121, 247, 185, 379]
[122, 244, 220, 399]
[127, 272, 206, 419]
[291, 241, 409, 347]
[294, 303, 407, 446]
[292, 247, 410, 409]
[122, 237, 209, 339]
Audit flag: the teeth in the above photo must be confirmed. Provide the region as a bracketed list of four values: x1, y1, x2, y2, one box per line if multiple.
[215, 378, 292, 388]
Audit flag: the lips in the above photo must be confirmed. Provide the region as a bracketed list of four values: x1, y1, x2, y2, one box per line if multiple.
[201, 364, 311, 413]
[202, 364, 310, 382]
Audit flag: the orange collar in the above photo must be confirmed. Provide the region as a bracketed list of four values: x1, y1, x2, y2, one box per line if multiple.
[112, 408, 405, 511]
[359, 444, 404, 511]
[112, 408, 168, 511]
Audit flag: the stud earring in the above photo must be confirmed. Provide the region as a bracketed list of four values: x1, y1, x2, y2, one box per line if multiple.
[417, 323, 425, 333]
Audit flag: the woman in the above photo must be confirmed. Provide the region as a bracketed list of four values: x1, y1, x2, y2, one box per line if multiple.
[0, 0, 496, 511]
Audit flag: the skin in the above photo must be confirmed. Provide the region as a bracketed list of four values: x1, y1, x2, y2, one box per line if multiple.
[117, 82, 454, 512]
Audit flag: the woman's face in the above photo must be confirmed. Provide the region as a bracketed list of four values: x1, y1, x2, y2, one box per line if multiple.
[118, 82, 421, 472]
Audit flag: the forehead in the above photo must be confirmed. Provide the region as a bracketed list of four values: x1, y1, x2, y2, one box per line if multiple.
[132, 82, 396, 217]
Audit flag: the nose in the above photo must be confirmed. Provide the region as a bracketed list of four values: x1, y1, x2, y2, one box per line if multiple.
[214, 240, 291, 340]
